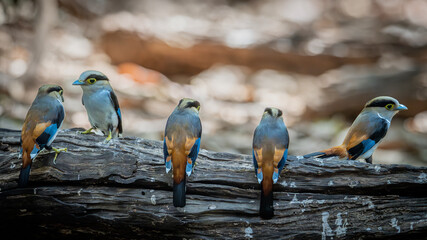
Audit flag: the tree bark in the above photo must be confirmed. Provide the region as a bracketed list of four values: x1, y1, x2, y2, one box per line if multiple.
[0, 128, 426, 239]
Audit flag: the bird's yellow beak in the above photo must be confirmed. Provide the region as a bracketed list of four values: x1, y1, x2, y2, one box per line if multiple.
[395, 104, 408, 111]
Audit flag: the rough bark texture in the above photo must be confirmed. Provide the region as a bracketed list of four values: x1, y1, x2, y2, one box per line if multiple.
[0, 128, 426, 239]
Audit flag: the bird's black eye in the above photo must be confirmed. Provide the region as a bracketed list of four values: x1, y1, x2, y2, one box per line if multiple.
[385, 104, 394, 110]
[87, 78, 97, 84]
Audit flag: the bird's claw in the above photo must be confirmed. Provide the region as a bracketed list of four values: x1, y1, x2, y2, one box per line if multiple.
[103, 130, 113, 143]
[52, 147, 67, 164]
[78, 128, 93, 134]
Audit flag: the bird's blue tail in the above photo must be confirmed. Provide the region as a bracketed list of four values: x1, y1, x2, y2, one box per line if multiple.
[18, 164, 31, 187]
[260, 184, 274, 219]
[173, 177, 186, 207]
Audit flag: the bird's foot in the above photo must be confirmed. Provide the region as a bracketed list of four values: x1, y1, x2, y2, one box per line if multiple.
[79, 128, 94, 134]
[103, 130, 113, 143]
[52, 147, 67, 164]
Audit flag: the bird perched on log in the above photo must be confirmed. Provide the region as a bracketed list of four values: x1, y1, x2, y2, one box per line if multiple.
[19, 84, 66, 187]
[163, 98, 202, 207]
[252, 107, 289, 219]
[73, 70, 122, 142]
[304, 96, 407, 163]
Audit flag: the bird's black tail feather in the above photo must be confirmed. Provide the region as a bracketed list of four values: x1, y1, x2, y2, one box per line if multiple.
[173, 177, 186, 207]
[18, 164, 31, 187]
[304, 145, 348, 159]
[260, 184, 274, 219]
[303, 151, 327, 159]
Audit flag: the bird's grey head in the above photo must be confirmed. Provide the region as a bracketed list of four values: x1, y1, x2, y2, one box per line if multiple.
[38, 84, 64, 102]
[363, 96, 407, 119]
[262, 107, 283, 120]
[72, 70, 109, 88]
[176, 98, 200, 113]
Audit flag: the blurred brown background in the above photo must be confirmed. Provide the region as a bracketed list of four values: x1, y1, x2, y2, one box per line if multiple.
[0, 0, 426, 166]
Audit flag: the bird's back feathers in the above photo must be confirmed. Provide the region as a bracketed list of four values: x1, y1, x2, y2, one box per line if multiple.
[21, 96, 64, 168]
[163, 107, 202, 207]
[345, 118, 388, 160]
[20, 93, 64, 187]
[252, 113, 289, 219]
[253, 118, 289, 183]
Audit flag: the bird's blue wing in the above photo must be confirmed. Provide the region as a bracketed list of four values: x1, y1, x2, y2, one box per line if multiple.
[189, 138, 200, 165]
[252, 149, 263, 183]
[36, 124, 58, 148]
[108, 90, 122, 134]
[163, 138, 171, 173]
[252, 149, 258, 176]
[273, 148, 288, 183]
[35, 104, 64, 149]
[19, 138, 23, 157]
[29, 143, 41, 159]
[186, 137, 200, 176]
[348, 119, 388, 160]
[277, 148, 288, 173]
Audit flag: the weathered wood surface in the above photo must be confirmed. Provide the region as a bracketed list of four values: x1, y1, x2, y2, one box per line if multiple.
[0, 128, 426, 239]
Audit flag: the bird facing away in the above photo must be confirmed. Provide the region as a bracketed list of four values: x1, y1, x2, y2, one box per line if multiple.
[304, 96, 407, 163]
[72, 70, 122, 142]
[163, 98, 202, 207]
[253, 107, 289, 219]
[19, 84, 66, 187]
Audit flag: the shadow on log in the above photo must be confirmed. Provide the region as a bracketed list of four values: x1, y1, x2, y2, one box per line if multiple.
[0, 128, 426, 239]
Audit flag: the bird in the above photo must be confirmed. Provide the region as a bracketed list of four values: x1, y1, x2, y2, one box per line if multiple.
[252, 107, 289, 219]
[72, 70, 122, 142]
[19, 84, 66, 187]
[163, 98, 202, 207]
[303, 96, 408, 163]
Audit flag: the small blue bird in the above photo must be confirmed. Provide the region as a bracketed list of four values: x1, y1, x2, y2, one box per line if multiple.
[253, 107, 289, 219]
[163, 98, 202, 207]
[19, 84, 66, 187]
[304, 96, 407, 163]
[72, 70, 122, 142]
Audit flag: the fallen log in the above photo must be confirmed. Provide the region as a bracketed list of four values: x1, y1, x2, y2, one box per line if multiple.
[0, 128, 426, 239]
